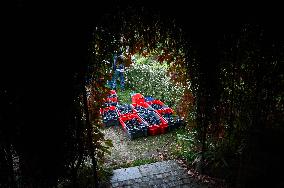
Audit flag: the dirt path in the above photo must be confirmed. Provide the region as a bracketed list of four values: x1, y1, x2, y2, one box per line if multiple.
[102, 126, 228, 188]
[102, 126, 179, 169]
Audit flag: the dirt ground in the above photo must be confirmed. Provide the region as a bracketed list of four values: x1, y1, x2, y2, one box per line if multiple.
[101, 126, 228, 188]
[102, 125, 180, 169]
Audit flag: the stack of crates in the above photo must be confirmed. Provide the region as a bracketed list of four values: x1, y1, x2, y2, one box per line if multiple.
[100, 91, 185, 139]
[100, 106, 119, 127]
[100, 90, 119, 127]
[104, 90, 118, 107]
[132, 99, 168, 136]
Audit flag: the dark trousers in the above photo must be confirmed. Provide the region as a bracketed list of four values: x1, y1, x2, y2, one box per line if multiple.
[111, 70, 125, 90]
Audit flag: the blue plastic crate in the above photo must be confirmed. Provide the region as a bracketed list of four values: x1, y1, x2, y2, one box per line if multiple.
[144, 96, 155, 102]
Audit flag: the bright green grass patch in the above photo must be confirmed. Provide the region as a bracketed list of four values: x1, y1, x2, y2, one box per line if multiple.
[116, 88, 134, 104]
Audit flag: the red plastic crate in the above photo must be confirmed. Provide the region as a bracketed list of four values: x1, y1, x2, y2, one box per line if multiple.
[161, 113, 183, 131]
[117, 104, 138, 118]
[102, 90, 118, 105]
[148, 99, 174, 115]
[159, 124, 167, 134]
[119, 113, 148, 139]
[147, 125, 160, 136]
[157, 107, 174, 115]
[110, 90, 117, 95]
[100, 106, 119, 127]
[100, 105, 117, 114]
[134, 101, 153, 109]
[107, 97, 118, 103]
[137, 109, 168, 135]
[119, 113, 141, 129]
[156, 112, 168, 134]
[151, 99, 165, 106]
[131, 93, 145, 104]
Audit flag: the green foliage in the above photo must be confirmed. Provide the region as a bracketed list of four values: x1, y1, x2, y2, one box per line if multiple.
[58, 165, 113, 188]
[125, 55, 187, 110]
[58, 124, 113, 187]
[116, 88, 133, 104]
[194, 24, 284, 182]
[91, 125, 113, 180]
[89, 8, 283, 186]
[172, 128, 199, 163]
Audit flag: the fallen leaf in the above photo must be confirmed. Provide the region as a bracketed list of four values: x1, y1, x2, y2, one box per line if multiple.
[177, 160, 183, 164]
[188, 170, 194, 177]
[198, 175, 202, 180]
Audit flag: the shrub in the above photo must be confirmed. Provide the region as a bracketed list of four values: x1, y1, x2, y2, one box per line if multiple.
[125, 55, 186, 110]
[171, 128, 200, 164]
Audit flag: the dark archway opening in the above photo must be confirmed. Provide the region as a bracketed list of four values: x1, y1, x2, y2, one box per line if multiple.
[2, 1, 283, 188]
[84, 3, 198, 184]
[84, 3, 284, 188]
